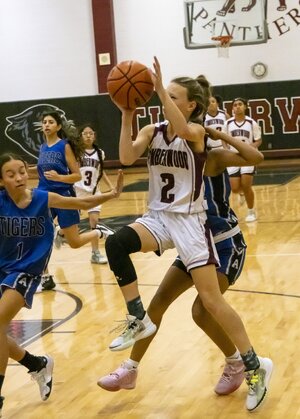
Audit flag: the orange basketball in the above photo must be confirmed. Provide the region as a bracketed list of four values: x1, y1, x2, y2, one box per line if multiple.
[107, 60, 154, 110]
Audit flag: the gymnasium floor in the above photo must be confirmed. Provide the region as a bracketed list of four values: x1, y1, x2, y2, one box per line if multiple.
[4, 162, 300, 419]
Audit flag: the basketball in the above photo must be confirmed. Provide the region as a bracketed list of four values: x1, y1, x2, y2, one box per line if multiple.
[107, 60, 154, 110]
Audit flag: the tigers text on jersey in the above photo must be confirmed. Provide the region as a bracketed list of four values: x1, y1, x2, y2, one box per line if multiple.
[37, 139, 71, 193]
[0, 189, 54, 275]
[204, 109, 226, 149]
[225, 116, 261, 151]
[147, 121, 207, 214]
[75, 148, 105, 193]
[204, 170, 240, 241]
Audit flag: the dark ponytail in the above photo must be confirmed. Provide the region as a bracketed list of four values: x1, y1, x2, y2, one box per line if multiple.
[41, 111, 85, 160]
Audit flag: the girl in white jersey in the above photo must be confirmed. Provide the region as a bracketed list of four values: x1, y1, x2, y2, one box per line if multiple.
[104, 58, 265, 391]
[74, 124, 114, 264]
[204, 94, 229, 149]
[98, 128, 273, 412]
[225, 98, 262, 222]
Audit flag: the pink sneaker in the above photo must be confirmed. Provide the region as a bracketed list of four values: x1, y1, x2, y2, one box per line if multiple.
[97, 364, 138, 392]
[214, 359, 245, 395]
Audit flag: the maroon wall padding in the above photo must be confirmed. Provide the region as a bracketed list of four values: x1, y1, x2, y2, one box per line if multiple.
[92, 0, 117, 93]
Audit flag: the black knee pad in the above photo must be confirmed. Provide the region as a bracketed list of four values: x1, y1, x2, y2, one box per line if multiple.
[105, 226, 141, 286]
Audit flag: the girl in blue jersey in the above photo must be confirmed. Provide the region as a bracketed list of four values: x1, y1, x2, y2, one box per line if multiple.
[99, 59, 273, 412]
[35, 111, 112, 289]
[0, 153, 123, 417]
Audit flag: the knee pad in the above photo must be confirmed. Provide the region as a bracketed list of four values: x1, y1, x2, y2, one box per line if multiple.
[105, 226, 141, 287]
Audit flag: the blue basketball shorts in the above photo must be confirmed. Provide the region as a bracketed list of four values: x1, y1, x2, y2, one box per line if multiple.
[0, 272, 40, 309]
[50, 190, 80, 228]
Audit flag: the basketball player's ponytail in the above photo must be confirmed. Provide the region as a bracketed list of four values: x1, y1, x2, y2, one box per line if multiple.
[61, 119, 85, 161]
[92, 144, 104, 194]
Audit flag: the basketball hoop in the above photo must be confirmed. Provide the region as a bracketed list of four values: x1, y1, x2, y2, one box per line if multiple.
[211, 35, 233, 58]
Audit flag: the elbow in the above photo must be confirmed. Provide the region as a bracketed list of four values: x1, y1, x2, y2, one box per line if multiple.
[120, 157, 134, 166]
[253, 151, 264, 165]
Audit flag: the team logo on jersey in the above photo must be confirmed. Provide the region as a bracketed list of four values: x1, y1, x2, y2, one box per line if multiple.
[4, 104, 74, 160]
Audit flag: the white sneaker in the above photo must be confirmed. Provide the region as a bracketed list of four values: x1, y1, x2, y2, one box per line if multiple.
[245, 210, 257, 223]
[36, 275, 56, 293]
[91, 251, 108, 264]
[29, 355, 54, 401]
[54, 226, 64, 249]
[109, 313, 156, 351]
[245, 357, 273, 411]
[96, 223, 115, 239]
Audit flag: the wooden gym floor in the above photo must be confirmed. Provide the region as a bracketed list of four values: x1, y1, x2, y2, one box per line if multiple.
[3, 162, 300, 419]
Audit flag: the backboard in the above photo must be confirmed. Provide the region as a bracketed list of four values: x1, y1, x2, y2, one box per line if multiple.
[183, 0, 268, 49]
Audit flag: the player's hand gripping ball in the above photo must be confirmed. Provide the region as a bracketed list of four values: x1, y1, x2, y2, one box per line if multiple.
[107, 60, 154, 110]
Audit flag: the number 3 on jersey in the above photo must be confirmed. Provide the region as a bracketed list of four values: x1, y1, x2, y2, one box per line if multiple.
[84, 170, 93, 186]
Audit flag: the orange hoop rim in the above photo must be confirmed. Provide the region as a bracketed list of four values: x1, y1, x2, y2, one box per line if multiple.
[211, 35, 233, 46]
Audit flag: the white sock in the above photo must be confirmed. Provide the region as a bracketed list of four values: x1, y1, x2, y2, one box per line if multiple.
[226, 349, 242, 362]
[124, 359, 139, 369]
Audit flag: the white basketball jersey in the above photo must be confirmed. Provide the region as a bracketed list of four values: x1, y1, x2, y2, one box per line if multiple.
[225, 116, 261, 152]
[204, 109, 227, 149]
[75, 148, 105, 193]
[147, 121, 207, 214]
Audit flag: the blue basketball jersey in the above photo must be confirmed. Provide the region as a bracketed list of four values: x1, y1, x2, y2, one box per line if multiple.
[205, 171, 239, 239]
[37, 139, 71, 193]
[0, 189, 54, 276]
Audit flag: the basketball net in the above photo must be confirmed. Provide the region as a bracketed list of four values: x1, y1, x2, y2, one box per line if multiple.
[211, 35, 233, 58]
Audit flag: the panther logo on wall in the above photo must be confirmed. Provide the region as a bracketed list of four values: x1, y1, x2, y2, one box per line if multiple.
[4, 104, 73, 160]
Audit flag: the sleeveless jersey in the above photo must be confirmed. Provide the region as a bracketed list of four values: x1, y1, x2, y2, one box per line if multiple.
[75, 148, 105, 194]
[204, 109, 227, 149]
[204, 171, 239, 240]
[0, 189, 54, 276]
[147, 121, 207, 214]
[225, 116, 261, 152]
[37, 139, 72, 193]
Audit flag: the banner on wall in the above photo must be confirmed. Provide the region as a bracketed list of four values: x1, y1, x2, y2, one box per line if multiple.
[183, 0, 300, 49]
[0, 79, 299, 165]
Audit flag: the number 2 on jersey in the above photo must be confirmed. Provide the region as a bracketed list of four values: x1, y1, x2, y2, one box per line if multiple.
[160, 173, 175, 203]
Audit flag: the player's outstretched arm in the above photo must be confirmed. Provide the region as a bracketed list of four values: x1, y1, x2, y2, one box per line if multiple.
[205, 127, 264, 176]
[48, 170, 123, 210]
